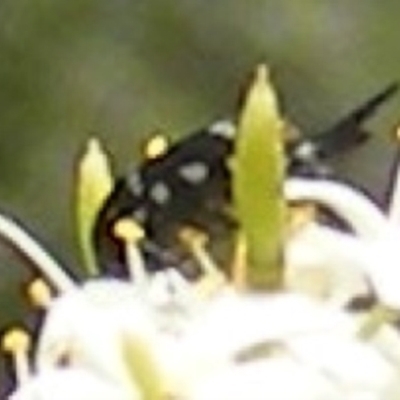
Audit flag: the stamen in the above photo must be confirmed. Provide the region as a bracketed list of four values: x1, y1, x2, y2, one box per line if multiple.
[113, 218, 148, 286]
[2, 327, 31, 385]
[0, 214, 75, 292]
[143, 134, 169, 160]
[231, 232, 248, 291]
[26, 278, 53, 309]
[179, 227, 225, 297]
[76, 137, 113, 276]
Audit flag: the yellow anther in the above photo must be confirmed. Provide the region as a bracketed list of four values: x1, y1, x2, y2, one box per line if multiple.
[179, 226, 208, 249]
[143, 134, 169, 160]
[2, 327, 31, 384]
[26, 278, 53, 309]
[113, 218, 145, 243]
[2, 328, 30, 354]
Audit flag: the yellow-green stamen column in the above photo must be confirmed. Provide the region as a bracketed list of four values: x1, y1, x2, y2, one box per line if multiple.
[233, 65, 286, 290]
[75, 138, 114, 276]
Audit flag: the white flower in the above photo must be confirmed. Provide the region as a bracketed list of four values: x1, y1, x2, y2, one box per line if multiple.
[5, 152, 400, 399]
[24, 279, 400, 399]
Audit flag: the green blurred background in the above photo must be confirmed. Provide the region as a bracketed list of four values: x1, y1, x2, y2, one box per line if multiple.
[1, 0, 400, 391]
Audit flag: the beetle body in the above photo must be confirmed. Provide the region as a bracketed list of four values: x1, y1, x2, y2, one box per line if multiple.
[94, 83, 398, 277]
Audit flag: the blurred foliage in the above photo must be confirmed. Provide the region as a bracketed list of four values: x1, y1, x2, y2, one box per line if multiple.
[1, 0, 400, 390]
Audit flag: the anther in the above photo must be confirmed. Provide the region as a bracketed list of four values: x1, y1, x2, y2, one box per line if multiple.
[143, 134, 169, 160]
[114, 218, 145, 243]
[26, 278, 53, 309]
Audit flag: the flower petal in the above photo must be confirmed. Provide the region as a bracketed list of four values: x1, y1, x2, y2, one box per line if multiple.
[286, 222, 370, 306]
[285, 178, 387, 239]
[9, 368, 138, 400]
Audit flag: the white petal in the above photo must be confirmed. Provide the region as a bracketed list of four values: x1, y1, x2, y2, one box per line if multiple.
[285, 178, 387, 239]
[359, 230, 400, 308]
[9, 368, 139, 400]
[286, 223, 370, 306]
[370, 324, 400, 367]
[154, 291, 357, 387]
[36, 280, 157, 387]
[287, 333, 396, 394]
[188, 357, 340, 400]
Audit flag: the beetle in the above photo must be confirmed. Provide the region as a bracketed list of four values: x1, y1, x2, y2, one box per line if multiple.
[94, 83, 398, 278]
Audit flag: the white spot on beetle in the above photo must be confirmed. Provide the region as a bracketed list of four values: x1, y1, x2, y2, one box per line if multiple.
[150, 181, 171, 205]
[293, 141, 317, 161]
[178, 162, 209, 184]
[133, 207, 148, 223]
[209, 120, 236, 139]
[127, 171, 144, 196]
